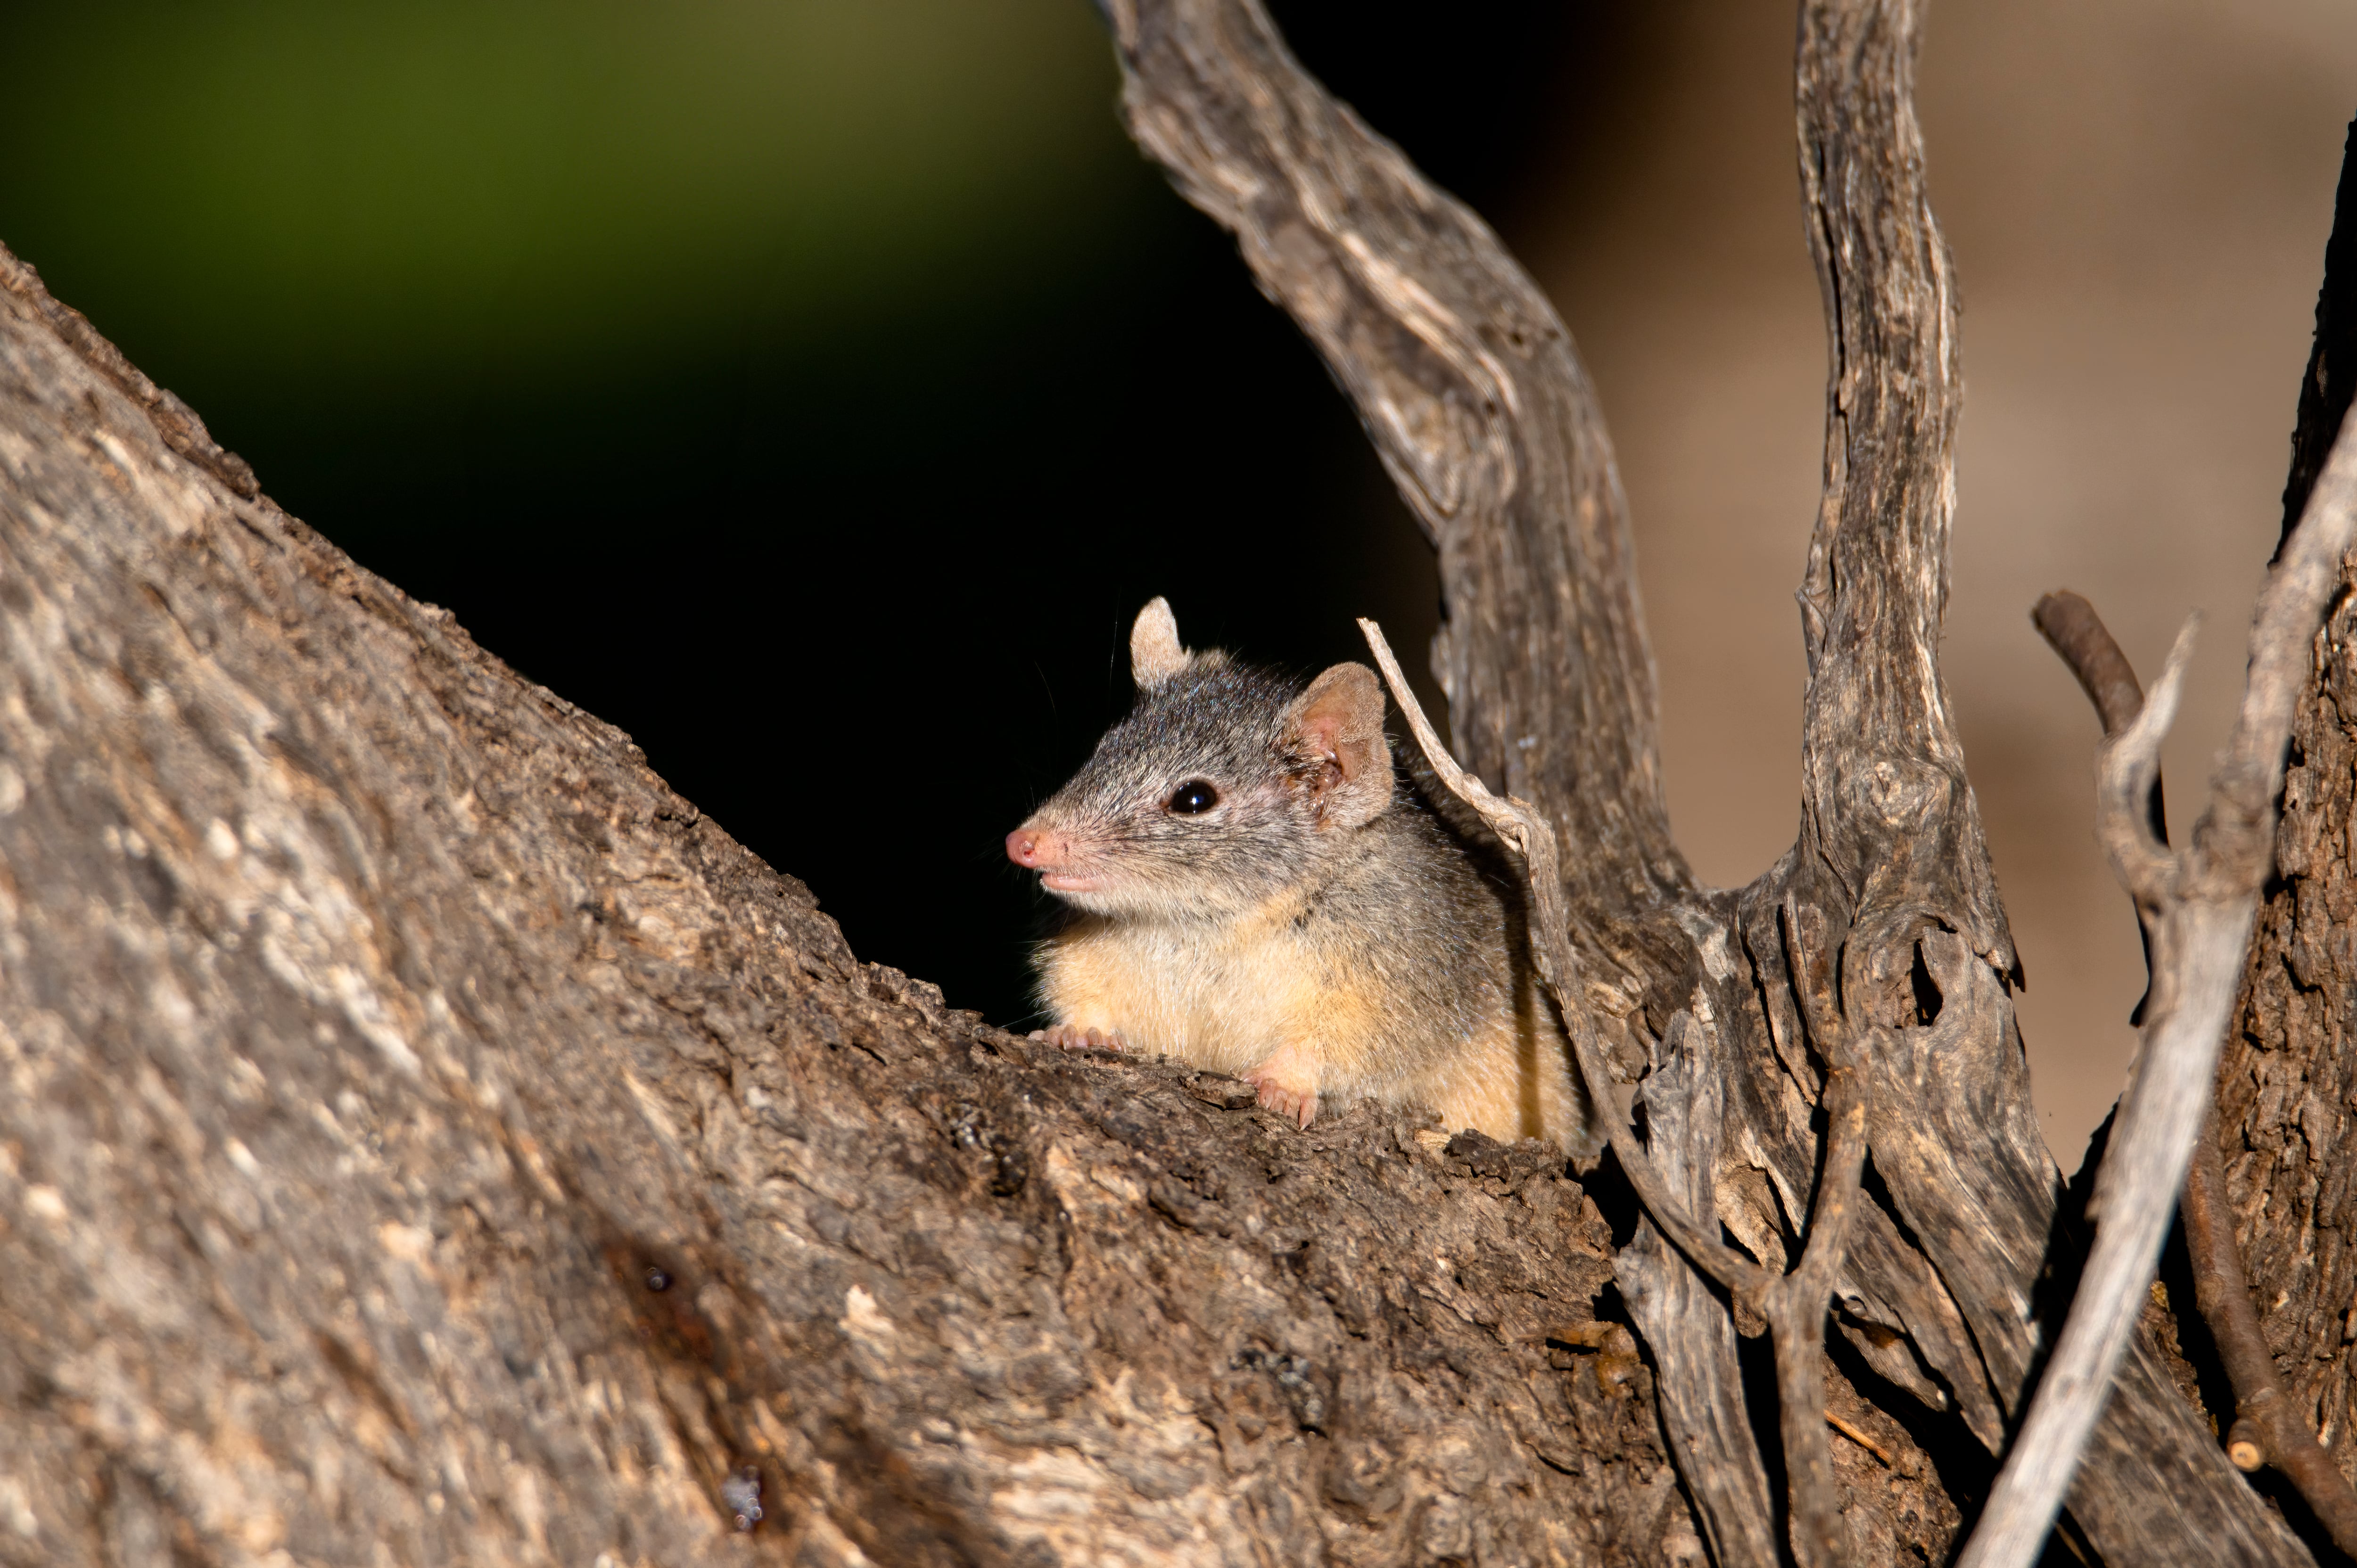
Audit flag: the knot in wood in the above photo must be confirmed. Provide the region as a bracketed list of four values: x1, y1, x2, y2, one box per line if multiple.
[1846, 755, 1952, 827]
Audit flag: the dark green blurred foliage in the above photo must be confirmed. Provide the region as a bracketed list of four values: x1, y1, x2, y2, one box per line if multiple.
[8, 2, 1129, 389]
[0, 0, 1608, 1026]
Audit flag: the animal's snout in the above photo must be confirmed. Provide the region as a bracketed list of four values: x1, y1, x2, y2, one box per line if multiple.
[1005, 826, 1066, 870]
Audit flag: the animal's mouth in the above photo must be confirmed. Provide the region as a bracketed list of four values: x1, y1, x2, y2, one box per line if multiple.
[1040, 872, 1105, 894]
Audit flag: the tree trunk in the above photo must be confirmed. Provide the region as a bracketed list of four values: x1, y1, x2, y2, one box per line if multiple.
[2221, 563, 2357, 1517]
[2211, 111, 2357, 1511]
[0, 3, 2345, 1565]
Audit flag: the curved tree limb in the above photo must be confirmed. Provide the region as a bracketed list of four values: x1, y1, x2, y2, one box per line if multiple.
[1764, 4, 2305, 1562]
[1105, 10, 1809, 1552]
[1788, 0, 2008, 977]
[2035, 589, 2167, 1025]
[1957, 413, 2357, 1568]
[2034, 590, 2171, 852]
[1100, 0, 1688, 930]
[1367, 616, 1860, 1566]
[1368, 607, 1871, 1567]
[2187, 1125, 2357, 1552]
[1763, 919, 1872, 1568]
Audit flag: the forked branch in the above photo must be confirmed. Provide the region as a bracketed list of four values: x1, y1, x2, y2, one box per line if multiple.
[1119, 0, 2310, 1560]
[2034, 590, 2357, 1555]
[1958, 413, 2357, 1568]
[1364, 619, 1866, 1567]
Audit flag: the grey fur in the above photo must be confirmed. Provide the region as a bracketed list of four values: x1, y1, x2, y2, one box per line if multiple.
[1021, 636, 1582, 1141]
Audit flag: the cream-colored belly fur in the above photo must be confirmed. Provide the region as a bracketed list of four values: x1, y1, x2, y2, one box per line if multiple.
[1037, 892, 1575, 1147]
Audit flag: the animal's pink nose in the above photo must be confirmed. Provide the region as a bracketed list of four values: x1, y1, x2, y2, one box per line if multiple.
[1006, 827, 1061, 869]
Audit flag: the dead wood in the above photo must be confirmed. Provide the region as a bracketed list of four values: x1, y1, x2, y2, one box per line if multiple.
[0, 3, 2351, 1566]
[1963, 413, 2357, 1562]
[1100, 0, 1689, 935]
[2188, 1126, 2357, 1553]
[1109, 0, 2310, 1562]
[2035, 589, 2357, 1557]
[1361, 621, 1866, 1568]
[2202, 106, 2357, 1563]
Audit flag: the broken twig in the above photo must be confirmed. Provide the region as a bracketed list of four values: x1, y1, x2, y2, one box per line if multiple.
[2035, 589, 2357, 1555]
[1364, 615, 1866, 1563]
[1358, 617, 1765, 1301]
[1957, 410, 2357, 1568]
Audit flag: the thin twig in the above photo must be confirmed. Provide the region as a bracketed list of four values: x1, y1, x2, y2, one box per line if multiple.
[2032, 590, 2153, 737]
[1357, 618, 1768, 1302]
[2033, 591, 2168, 848]
[2097, 617, 2200, 908]
[1826, 1410, 1894, 1467]
[1763, 898, 1871, 1566]
[2035, 590, 2166, 1026]
[1365, 616, 1873, 1560]
[1955, 411, 2357, 1568]
[2186, 1116, 2357, 1551]
[2034, 591, 2357, 1554]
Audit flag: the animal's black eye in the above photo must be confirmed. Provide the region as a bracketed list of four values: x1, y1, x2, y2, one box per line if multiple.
[1166, 780, 1220, 814]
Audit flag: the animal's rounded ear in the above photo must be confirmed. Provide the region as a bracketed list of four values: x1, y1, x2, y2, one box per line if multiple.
[1285, 662, 1392, 829]
[1130, 597, 1190, 690]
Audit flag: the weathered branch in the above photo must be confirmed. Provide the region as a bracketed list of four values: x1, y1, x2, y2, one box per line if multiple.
[1363, 618, 1791, 1565]
[1764, 921, 1871, 1568]
[2034, 591, 2149, 736]
[1369, 611, 1871, 1567]
[1788, 0, 2010, 978]
[1761, 4, 2306, 1562]
[2205, 108, 2357, 1562]
[2034, 589, 2167, 1025]
[1131, 0, 2317, 1556]
[1102, 0, 1687, 924]
[2035, 590, 2169, 850]
[2036, 588, 2357, 1553]
[2187, 1125, 2357, 1552]
[1358, 620, 1764, 1302]
[1957, 413, 2357, 1568]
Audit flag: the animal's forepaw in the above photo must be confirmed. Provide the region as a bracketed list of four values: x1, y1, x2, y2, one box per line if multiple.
[1243, 1067, 1319, 1130]
[1030, 1024, 1130, 1054]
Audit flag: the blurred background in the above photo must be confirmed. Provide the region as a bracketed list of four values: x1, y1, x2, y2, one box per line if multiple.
[4, 0, 2349, 1166]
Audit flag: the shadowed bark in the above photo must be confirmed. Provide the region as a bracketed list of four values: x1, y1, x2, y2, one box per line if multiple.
[2210, 108, 2357, 1540]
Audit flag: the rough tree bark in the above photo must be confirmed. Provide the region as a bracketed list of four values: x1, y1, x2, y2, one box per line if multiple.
[1112, 0, 2311, 1561]
[0, 234, 1672, 1566]
[0, 2, 2346, 1566]
[2209, 110, 2357, 1530]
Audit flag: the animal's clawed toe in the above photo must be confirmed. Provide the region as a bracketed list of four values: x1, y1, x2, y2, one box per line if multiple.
[1034, 1024, 1130, 1054]
[1243, 1068, 1319, 1129]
